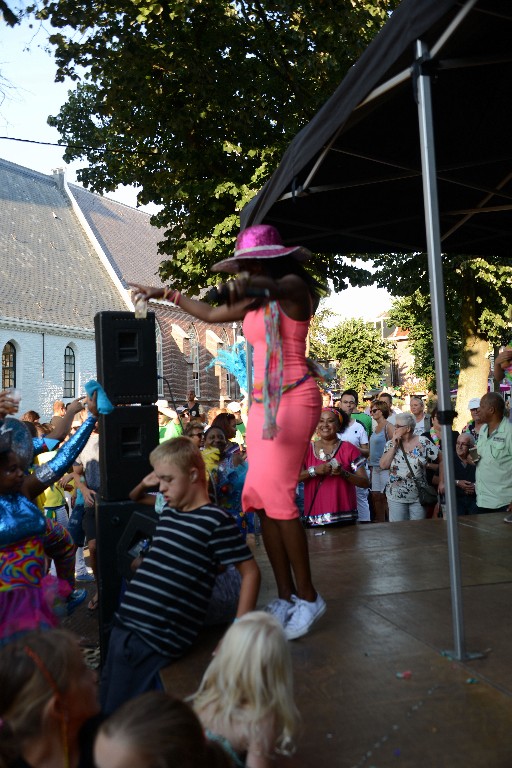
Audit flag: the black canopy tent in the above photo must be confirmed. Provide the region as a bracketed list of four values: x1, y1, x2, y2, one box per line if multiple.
[242, 0, 512, 660]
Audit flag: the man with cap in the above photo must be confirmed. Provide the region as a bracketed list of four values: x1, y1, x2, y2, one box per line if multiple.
[156, 400, 183, 442]
[462, 397, 483, 442]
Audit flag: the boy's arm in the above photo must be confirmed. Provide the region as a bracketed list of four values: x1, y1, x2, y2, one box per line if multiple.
[129, 471, 159, 506]
[234, 558, 261, 618]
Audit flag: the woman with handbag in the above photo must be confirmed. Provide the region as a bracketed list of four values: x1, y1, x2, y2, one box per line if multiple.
[379, 412, 439, 522]
[368, 399, 394, 522]
[300, 408, 369, 527]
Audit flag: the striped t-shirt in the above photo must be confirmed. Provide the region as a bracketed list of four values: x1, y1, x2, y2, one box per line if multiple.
[117, 503, 252, 657]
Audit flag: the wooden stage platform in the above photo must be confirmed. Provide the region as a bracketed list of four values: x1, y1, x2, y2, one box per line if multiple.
[163, 513, 512, 768]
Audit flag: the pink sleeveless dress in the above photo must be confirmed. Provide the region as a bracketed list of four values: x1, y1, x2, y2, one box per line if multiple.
[242, 305, 321, 520]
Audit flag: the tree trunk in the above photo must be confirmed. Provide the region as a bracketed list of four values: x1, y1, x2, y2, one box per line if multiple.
[453, 270, 489, 432]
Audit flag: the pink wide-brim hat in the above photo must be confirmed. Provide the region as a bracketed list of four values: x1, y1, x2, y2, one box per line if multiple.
[211, 224, 311, 273]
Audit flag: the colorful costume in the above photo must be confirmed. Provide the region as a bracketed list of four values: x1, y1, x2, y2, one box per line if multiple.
[242, 304, 321, 520]
[0, 509, 74, 645]
[0, 414, 97, 644]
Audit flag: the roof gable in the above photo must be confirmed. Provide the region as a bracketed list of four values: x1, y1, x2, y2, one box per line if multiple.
[69, 183, 167, 287]
[0, 158, 128, 329]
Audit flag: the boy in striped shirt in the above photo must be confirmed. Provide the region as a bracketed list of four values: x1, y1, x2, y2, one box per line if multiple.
[101, 437, 260, 713]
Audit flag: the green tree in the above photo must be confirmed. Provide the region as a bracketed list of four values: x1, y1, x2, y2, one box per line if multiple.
[387, 291, 462, 393]
[24, 0, 398, 292]
[1, 1, 18, 25]
[326, 318, 391, 398]
[308, 303, 337, 363]
[374, 254, 512, 428]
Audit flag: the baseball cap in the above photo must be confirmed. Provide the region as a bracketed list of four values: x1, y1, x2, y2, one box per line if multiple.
[226, 401, 242, 413]
[468, 398, 481, 410]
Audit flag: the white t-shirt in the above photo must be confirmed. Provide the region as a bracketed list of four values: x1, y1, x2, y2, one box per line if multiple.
[338, 420, 368, 450]
[413, 417, 426, 436]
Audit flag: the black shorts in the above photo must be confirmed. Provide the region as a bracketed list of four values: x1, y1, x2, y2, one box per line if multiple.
[83, 505, 97, 541]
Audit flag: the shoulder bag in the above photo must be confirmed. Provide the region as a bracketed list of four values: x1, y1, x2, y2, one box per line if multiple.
[399, 441, 438, 507]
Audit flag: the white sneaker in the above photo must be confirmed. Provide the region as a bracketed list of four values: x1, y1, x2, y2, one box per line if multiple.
[284, 594, 326, 640]
[265, 597, 295, 627]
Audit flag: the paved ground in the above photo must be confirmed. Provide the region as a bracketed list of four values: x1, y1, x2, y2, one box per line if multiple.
[66, 514, 512, 767]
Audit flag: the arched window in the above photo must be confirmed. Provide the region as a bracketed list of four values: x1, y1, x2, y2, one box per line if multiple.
[1, 342, 16, 389]
[155, 323, 164, 397]
[63, 346, 75, 398]
[189, 325, 200, 397]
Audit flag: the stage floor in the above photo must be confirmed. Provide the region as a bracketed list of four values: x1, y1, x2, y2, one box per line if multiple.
[68, 513, 512, 766]
[163, 513, 512, 768]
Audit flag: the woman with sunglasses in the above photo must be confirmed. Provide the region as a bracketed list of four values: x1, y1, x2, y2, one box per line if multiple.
[368, 399, 393, 522]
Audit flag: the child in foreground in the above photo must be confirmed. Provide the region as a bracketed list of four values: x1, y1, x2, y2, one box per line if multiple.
[192, 611, 299, 768]
[94, 692, 232, 768]
[0, 629, 100, 768]
[100, 437, 261, 714]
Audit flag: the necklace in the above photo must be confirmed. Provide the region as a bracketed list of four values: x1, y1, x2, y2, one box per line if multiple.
[317, 440, 340, 461]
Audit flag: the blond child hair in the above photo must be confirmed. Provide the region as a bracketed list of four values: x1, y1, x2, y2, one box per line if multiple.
[192, 611, 299, 761]
[150, 436, 205, 480]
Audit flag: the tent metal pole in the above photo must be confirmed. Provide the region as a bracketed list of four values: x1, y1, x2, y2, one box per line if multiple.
[415, 39, 466, 660]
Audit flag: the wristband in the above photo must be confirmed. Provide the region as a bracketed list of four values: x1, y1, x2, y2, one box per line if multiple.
[164, 288, 181, 306]
[308, 466, 316, 477]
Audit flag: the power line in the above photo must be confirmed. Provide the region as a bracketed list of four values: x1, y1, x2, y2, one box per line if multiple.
[0, 134, 161, 157]
[0, 135, 100, 150]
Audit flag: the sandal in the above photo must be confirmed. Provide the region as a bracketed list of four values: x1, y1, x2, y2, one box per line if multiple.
[87, 595, 99, 611]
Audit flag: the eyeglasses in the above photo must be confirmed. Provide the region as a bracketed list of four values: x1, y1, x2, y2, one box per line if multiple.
[456, 441, 470, 447]
[370, 408, 381, 414]
[395, 424, 407, 429]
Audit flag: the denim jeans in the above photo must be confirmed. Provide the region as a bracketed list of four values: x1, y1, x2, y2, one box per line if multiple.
[387, 498, 425, 521]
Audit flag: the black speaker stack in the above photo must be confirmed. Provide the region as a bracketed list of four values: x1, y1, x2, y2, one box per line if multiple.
[93, 312, 160, 660]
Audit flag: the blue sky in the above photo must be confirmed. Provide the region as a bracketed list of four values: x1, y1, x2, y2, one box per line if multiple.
[0, 16, 391, 320]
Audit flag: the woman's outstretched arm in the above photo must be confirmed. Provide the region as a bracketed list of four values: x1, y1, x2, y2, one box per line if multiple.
[129, 283, 253, 323]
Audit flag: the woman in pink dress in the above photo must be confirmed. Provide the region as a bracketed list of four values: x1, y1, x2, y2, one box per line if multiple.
[131, 224, 326, 640]
[300, 408, 370, 527]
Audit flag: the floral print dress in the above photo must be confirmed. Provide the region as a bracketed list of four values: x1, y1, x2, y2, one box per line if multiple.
[383, 437, 439, 502]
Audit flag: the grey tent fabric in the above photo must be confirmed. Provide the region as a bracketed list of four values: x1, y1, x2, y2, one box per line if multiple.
[242, 0, 512, 259]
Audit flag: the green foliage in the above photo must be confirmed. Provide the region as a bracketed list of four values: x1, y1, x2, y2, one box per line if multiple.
[22, 0, 399, 292]
[308, 303, 338, 363]
[1, 1, 19, 25]
[387, 291, 462, 392]
[373, 252, 512, 392]
[326, 317, 391, 396]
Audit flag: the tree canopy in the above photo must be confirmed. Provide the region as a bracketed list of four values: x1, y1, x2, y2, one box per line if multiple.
[24, 0, 399, 292]
[387, 290, 462, 393]
[326, 317, 391, 397]
[378, 253, 512, 424]
[1, 1, 18, 25]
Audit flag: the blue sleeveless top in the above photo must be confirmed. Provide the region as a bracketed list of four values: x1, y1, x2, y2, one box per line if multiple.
[369, 428, 388, 467]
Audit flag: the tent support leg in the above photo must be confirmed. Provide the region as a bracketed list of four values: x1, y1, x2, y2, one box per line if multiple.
[415, 39, 478, 662]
